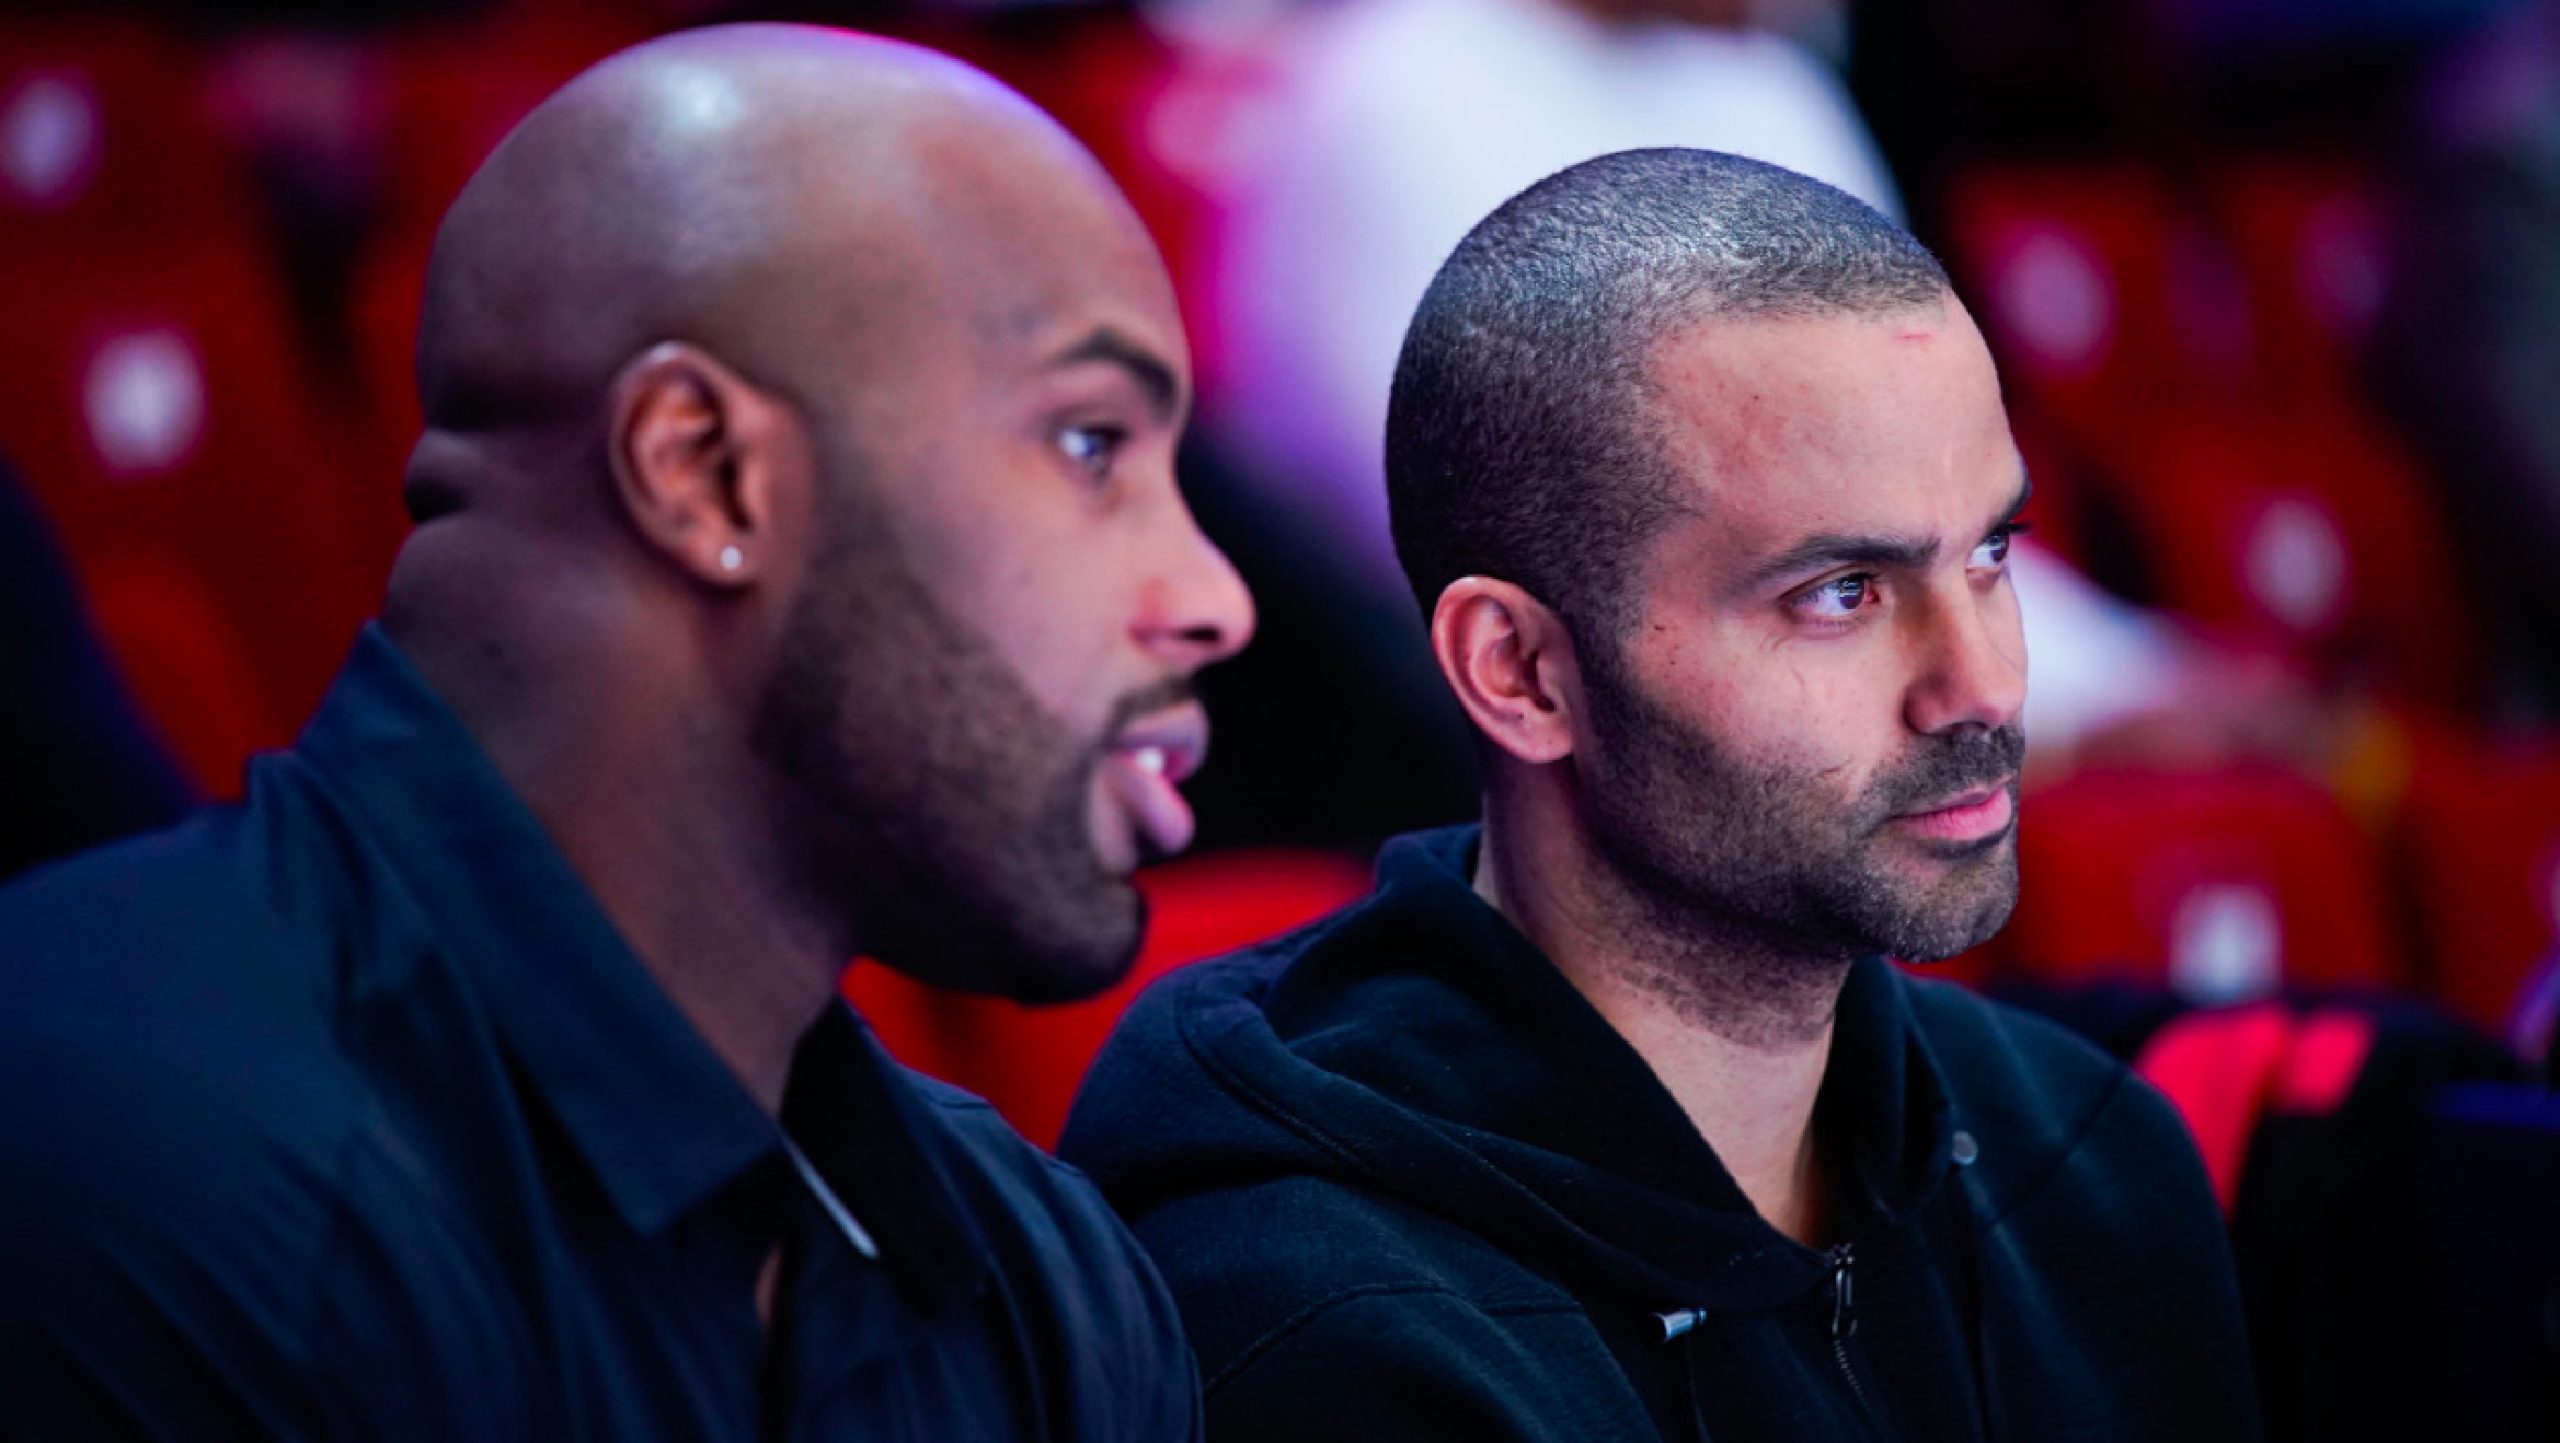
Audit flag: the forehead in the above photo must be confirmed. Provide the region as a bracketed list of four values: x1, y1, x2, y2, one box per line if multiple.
[1639, 303, 2016, 580]
[902, 121, 1189, 380]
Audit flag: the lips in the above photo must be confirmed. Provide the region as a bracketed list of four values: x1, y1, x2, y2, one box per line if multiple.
[1891, 777, 2017, 844]
[1101, 703, 1209, 866]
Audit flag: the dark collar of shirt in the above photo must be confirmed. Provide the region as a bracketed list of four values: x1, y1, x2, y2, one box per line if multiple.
[296, 623, 989, 1316]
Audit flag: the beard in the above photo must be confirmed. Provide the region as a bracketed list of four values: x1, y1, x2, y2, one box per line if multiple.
[747, 490, 1159, 1004]
[1577, 649, 2024, 980]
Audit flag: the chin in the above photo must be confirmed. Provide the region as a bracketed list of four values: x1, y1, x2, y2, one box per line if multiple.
[995, 948, 1139, 1004]
[1896, 885, 2020, 963]
[1861, 854, 2020, 964]
[883, 874, 1148, 1004]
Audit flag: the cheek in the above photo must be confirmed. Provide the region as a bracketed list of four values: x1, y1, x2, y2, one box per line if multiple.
[1989, 580, 2029, 679]
[1683, 642, 1900, 795]
[957, 559, 1130, 728]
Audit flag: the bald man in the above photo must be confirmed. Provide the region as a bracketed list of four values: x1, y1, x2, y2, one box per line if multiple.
[0, 25, 1245, 1441]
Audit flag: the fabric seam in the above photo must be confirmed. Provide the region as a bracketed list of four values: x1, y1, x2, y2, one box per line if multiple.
[1972, 1065, 2135, 1231]
[1203, 1279, 1583, 1398]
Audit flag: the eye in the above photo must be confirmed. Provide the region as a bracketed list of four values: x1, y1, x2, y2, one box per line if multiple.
[1057, 421, 1127, 481]
[1970, 521, 2030, 570]
[1794, 572, 1878, 621]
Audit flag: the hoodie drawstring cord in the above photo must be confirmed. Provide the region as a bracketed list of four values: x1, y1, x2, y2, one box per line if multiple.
[1668, 1319, 1717, 1443]
[1944, 1131, 1997, 1435]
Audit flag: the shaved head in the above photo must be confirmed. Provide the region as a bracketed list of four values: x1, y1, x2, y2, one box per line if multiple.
[411, 25, 1140, 511]
[381, 25, 1249, 1020]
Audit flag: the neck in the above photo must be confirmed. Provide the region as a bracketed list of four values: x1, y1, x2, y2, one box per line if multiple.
[513, 721, 844, 1115]
[1475, 801, 1849, 1245]
[388, 556, 846, 1116]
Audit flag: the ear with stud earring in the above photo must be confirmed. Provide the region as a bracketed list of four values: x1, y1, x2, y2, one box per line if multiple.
[717, 544, 744, 574]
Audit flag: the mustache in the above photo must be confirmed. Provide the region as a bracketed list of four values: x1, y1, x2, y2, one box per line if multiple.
[1101, 675, 1202, 737]
[1869, 724, 2026, 818]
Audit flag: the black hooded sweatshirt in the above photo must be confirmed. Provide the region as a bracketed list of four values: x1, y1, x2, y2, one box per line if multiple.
[1062, 827, 2260, 1441]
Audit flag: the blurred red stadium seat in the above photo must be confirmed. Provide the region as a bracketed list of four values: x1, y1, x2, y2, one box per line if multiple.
[75, 550, 276, 793]
[1995, 766, 2405, 1001]
[374, 0, 648, 239]
[0, 234, 394, 794]
[2134, 1001, 2376, 1215]
[841, 846, 1371, 1149]
[0, 18, 253, 243]
[2214, 156, 2385, 406]
[1946, 162, 2195, 448]
[1947, 159, 2473, 697]
[2105, 404, 2481, 706]
[2395, 728, 2560, 1034]
[1950, 156, 2380, 433]
[347, 229, 432, 492]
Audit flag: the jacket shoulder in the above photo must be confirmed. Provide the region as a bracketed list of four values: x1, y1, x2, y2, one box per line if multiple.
[1899, 974, 2175, 1203]
[1129, 1173, 1636, 1443]
[1902, 979, 2259, 1437]
[1127, 1169, 1574, 1383]
[1901, 970, 2225, 1262]
[1141, 1171, 1638, 1443]
[0, 967, 540, 1440]
[0, 766, 398, 1005]
[900, 1070, 1202, 1442]
[1, 807, 267, 956]
[904, 1068, 1153, 1246]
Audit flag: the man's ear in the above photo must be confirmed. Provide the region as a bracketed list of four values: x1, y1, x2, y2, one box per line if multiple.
[1429, 576, 1581, 766]
[605, 341, 802, 588]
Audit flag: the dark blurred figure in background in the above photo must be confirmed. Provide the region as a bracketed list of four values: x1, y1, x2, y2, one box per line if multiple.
[2373, 0, 2560, 721]
[0, 24, 1242, 1440]
[0, 455, 192, 882]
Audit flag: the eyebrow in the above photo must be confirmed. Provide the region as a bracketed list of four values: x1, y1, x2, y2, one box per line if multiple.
[1733, 471, 2035, 598]
[1047, 327, 1183, 424]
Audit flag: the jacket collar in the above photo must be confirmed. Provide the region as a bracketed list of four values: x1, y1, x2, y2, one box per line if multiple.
[1307, 825, 1958, 1301]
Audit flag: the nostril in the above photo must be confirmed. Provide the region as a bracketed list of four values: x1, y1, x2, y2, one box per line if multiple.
[1189, 614, 1257, 661]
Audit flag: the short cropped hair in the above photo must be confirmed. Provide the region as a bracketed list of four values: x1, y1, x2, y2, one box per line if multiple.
[1385, 148, 1951, 651]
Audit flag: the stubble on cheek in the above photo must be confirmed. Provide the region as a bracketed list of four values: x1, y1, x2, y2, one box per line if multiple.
[1580, 657, 2024, 1003]
[749, 516, 1143, 997]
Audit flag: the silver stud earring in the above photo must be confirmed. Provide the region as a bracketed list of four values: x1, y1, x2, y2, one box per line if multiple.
[717, 544, 744, 574]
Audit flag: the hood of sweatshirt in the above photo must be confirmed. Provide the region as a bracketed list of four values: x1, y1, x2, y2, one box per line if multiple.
[1065, 825, 1973, 1316]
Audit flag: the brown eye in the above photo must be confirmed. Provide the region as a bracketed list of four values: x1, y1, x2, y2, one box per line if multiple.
[1796, 573, 1876, 621]
[1971, 522, 2028, 570]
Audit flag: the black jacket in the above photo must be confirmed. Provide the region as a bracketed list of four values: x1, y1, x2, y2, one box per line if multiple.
[0, 627, 1197, 1442]
[1062, 827, 2258, 1440]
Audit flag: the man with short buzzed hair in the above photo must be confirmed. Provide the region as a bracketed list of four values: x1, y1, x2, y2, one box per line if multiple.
[0, 24, 1246, 1440]
[1065, 150, 2257, 1440]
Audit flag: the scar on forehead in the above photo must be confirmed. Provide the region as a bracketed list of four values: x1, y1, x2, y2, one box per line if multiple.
[1896, 329, 1934, 342]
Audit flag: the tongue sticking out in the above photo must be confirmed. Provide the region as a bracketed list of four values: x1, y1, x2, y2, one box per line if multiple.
[1107, 746, 1195, 862]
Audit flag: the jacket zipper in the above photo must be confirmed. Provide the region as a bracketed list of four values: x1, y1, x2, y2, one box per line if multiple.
[1827, 1243, 1875, 1426]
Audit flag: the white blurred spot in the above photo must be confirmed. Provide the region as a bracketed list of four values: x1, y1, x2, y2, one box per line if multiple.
[1995, 226, 2114, 379]
[2246, 495, 2348, 633]
[2169, 882, 2283, 1005]
[1, 72, 100, 211]
[84, 329, 206, 478]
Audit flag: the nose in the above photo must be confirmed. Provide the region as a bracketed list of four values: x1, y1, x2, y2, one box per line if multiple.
[1905, 581, 2026, 738]
[1135, 495, 1257, 672]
